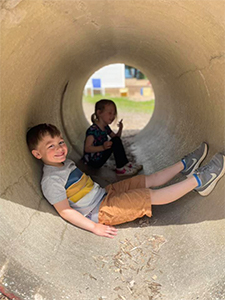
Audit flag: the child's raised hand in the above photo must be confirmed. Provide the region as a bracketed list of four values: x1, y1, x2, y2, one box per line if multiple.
[117, 119, 123, 131]
[92, 223, 118, 238]
[103, 140, 112, 149]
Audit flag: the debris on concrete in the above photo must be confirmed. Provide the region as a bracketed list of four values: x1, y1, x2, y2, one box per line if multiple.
[93, 233, 167, 300]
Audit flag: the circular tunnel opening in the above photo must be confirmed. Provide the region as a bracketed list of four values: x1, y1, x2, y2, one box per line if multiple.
[82, 63, 155, 139]
[1, 1, 225, 299]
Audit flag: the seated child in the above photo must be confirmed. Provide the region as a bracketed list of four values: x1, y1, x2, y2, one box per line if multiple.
[83, 99, 142, 176]
[26, 123, 225, 238]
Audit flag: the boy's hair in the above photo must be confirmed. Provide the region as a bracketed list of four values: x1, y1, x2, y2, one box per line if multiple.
[26, 123, 61, 151]
[91, 99, 117, 123]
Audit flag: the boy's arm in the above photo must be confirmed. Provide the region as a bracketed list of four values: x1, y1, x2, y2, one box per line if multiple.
[53, 198, 118, 238]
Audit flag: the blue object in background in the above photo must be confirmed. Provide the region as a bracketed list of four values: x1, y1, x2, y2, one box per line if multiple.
[125, 68, 133, 78]
[92, 78, 102, 88]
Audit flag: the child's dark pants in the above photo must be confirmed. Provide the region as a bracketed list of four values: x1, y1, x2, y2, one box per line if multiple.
[87, 136, 129, 169]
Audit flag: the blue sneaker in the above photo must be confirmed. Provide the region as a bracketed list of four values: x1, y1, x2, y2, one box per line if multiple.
[193, 153, 225, 196]
[181, 143, 208, 176]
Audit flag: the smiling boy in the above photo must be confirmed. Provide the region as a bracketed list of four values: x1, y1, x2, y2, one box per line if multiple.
[26, 123, 225, 238]
[31, 131, 68, 166]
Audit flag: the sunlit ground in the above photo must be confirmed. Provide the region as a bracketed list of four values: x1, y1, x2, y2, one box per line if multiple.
[82, 94, 155, 134]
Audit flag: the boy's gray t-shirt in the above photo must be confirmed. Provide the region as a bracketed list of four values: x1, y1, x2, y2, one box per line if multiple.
[41, 159, 106, 216]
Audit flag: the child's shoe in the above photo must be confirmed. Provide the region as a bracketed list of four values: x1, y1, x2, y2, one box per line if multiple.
[181, 142, 208, 176]
[126, 162, 143, 171]
[193, 153, 225, 196]
[116, 166, 139, 176]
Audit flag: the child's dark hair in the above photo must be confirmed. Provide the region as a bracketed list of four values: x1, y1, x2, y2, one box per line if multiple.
[91, 99, 117, 123]
[26, 123, 61, 151]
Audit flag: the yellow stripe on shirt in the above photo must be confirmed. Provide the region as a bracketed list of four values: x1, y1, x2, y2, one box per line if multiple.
[66, 174, 94, 203]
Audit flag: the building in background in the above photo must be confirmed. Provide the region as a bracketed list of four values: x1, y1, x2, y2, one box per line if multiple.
[125, 66, 145, 79]
[84, 64, 153, 99]
[84, 63, 125, 96]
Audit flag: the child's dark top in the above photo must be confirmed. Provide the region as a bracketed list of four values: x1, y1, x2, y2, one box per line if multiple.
[83, 123, 112, 163]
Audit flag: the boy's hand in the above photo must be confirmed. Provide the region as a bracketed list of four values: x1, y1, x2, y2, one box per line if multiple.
[92, 223, 118, 238]
[103, 141, 112, 150]
[117, 119, 123, 131]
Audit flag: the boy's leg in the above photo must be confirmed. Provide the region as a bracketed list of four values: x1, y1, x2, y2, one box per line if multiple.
[145, 161, 184, 188]
[105, 142, 208, 191]
[99, 153, 225, 225]
[150, 176, 198, 205]
[145, 143, 208, 188]
[150, 152, 225, 204]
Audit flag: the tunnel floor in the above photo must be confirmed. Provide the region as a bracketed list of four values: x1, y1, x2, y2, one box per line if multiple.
[1, 134, 225, 300]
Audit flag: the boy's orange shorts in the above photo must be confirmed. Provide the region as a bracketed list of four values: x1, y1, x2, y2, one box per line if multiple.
[98, 175, 152, 225]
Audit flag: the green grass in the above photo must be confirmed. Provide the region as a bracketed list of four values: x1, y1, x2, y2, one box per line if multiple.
[83, 94, 155, 114]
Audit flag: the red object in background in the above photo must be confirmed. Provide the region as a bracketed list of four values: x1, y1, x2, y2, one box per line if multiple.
[0, 285, 21, 300]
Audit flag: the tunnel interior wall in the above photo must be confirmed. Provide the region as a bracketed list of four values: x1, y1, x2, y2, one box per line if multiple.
[1, 0, 225, 299]
[1, 0, 225, 202]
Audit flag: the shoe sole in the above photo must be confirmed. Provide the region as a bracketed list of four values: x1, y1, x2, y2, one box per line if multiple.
[197, 155, 225, 196]
[128, 164, 143, 171]
[116, 169, 139, 176]
[136, 165, 143, 171]
[187, 143, 208, 177]
[130, 166, 143, 172]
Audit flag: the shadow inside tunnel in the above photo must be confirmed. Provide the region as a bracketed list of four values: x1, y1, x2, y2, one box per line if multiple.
[116, 189, 225, 229]
[88, 168, 225, 228]
[2, 132, 225, 228]
[77, 144, 225, 227]
[2, 164, 225, 229]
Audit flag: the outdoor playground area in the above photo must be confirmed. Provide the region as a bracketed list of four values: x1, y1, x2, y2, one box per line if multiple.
[83, 76, 155, 134]
[1, 1, 224, 299]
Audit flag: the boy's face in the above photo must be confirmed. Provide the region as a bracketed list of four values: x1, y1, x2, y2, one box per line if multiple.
[32, 134, 68, 167]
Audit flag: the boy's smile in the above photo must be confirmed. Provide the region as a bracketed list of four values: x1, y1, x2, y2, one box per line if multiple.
[32, 134, 68, 167]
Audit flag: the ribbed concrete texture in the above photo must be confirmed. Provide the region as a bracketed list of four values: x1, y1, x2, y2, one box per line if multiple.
[1, 0, 225, 299]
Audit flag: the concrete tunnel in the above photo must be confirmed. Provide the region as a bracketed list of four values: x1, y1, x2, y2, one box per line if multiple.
[1, 0, 225, 299]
